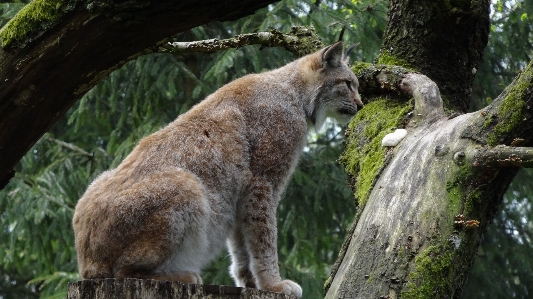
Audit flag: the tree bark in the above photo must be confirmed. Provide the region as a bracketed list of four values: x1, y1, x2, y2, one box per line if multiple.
[0, 0, 277, 188]
[326, 1, 533, 298]
[67, 278, 297, 299]
[161, 26, 322, 57]
[380, 0, 490, 112]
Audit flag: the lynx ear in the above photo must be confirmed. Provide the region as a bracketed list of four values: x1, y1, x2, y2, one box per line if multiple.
[322, 41, 344, 67]
[343, 43, 359, 62]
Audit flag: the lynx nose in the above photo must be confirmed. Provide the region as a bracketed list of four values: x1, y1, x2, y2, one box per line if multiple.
[354, 94, 363, 109]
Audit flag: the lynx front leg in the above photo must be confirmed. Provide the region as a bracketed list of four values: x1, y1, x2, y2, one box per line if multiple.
[239, 177, 302, 298]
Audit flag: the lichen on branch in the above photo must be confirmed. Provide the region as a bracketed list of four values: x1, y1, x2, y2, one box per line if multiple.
[159, 26, 323, 57]
[473, 145, 533, 168]
[352, 62, 411, 96]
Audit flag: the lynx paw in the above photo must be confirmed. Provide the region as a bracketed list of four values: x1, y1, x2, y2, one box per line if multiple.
[264, 279, 302, 298]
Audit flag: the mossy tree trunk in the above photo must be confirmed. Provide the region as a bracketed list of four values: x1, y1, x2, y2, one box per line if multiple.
[0, 0, 277, 188]
[326, 1, 533, 298]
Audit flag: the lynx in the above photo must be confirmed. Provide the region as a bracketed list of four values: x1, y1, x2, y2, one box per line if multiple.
[73, 41, 362, 297]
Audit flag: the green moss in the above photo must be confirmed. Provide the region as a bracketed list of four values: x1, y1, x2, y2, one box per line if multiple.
[445, 159, 488, 217]
[366, 272, 374, 283]
[340, 98, 411, 207]
[401, 245, 454, 299]
[377, 52, 414, 70]
[323, 276, 332, 291]
[446, 186, 462, 217]
[0, 0, 67, 48]
[445, 164, 472, 216]
[286, 26, 322, 56]
[482, 113, 496, 129]
[397, 244, 404, 257]
[403, 163, 476, 298]
[351, 62, 374, 76]
[486, 63, 533, 145]
[464, 188, 483, 216]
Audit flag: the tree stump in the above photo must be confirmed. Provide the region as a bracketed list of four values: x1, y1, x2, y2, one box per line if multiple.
[67, 279, 298, 299]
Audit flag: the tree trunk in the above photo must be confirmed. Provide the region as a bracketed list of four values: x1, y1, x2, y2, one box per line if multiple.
[380, 0, 490, 112]
[0, 0, 277, 188]
[325, 1, 533, 298]
[67, 278, 297, 299]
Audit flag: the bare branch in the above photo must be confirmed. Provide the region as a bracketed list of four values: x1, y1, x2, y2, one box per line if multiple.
[43, 135, 93, 158]
[353, 63, 411, 96]
[399, 73, 445, 121]
[159, 26, 323, 57]
[473, 145, 533, 168]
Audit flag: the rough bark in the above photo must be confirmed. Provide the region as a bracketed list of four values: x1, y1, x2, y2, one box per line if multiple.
[326, 69, 522, 298]
[325, 1, 533, 297]
[0, 0, 278, 188]
[160, 26, 322, 57]
[67, 278, 297, 299]
[380, 0, 490, 112]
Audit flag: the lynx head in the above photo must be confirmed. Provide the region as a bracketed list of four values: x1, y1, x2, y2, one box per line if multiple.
[303, 42, 363, 131]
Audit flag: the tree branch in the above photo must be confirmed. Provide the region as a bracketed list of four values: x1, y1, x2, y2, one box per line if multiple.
[159, 26, 323, 57]
[462, 59, 533, 147]
[0, 0, 278, 189]
[473, 145, 533, 168]
[352, 63, 411, 96]
[43, 135, 93, 158]
[399, 73, 445, 122]
[352, 63, 445, 122]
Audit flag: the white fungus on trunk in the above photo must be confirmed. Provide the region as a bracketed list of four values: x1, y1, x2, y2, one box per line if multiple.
[381, 129, 408, 147]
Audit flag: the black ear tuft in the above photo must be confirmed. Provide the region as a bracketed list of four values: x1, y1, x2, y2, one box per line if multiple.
[337, 26, 346, 42]
[322, 41, 344, 67]
[343, 43, 359, 61]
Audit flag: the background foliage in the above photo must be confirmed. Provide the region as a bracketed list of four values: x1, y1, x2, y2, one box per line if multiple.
[0, 0, 531, 298]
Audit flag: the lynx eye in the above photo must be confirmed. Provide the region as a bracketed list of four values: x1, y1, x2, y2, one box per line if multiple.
[345, 80, 354, 91]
